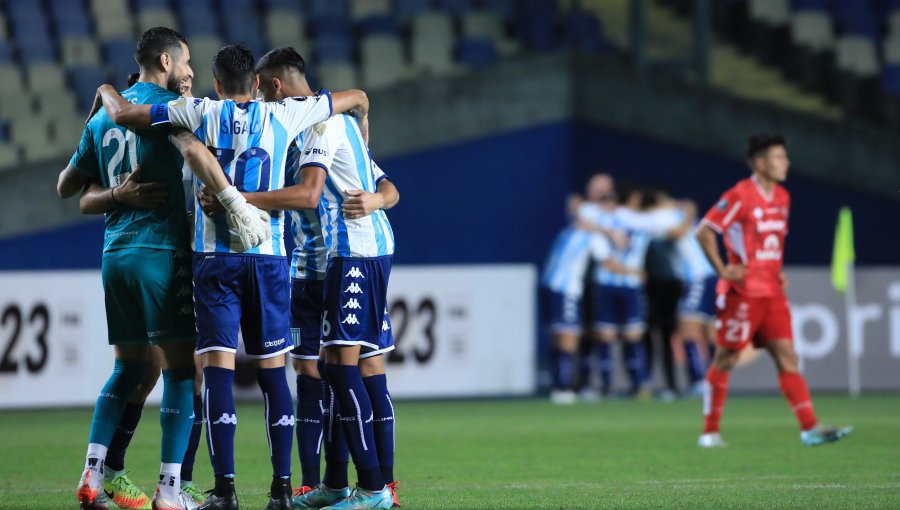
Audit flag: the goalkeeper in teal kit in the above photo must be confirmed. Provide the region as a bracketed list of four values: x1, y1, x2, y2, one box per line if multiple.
[57, 27, 268, 510]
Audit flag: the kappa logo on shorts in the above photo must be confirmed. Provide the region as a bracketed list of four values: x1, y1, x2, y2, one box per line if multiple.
[178, 305, 193, 316]
[175, 267, 190, 278]
[177, 285, 191, 297]
[343, 298, 362, 310]
[344, 283, 363, 294]
[271, 415, 295, 427]
[382, 320, 390, 332]
[213, 413, 237, 425]
[342, 314, 360, 325]
[264, 338, 286, 348]
[345, 267, 366, 278]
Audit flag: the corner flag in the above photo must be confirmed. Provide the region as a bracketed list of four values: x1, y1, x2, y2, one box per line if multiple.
[831, 207, 855, 293]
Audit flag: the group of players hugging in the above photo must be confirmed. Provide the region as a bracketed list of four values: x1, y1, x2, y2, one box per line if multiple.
[541, 134, 853, 448]
[58, 27, 400, 510]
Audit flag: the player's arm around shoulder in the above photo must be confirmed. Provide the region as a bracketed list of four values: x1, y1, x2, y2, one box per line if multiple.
[96, 84, 153, 129]
[242, 165, 327, 212]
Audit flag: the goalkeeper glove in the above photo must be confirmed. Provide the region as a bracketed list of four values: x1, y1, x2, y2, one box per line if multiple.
[216, 186, 272, 252]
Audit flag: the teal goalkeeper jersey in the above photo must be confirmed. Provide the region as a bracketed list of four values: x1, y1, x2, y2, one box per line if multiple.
[69, 82, 188, 252]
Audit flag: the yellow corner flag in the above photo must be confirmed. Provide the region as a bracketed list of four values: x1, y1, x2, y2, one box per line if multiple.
[831, 207, 856, 293]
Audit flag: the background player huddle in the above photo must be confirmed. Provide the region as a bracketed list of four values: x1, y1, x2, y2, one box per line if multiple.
[541, 173, 717, 403]
[61, 26, 401, 510]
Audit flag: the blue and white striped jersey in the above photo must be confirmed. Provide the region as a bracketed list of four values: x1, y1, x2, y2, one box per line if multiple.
[286, 132, 328, 280]
[542, 226, 611, 298]
[297, 114, 394, 259]
[150, 91, 333, 255]
[676, 224, 715, 282]
[579, 203, 681, 288]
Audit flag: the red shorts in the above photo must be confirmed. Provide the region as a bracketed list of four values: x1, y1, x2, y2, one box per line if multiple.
[715, 291, 793, 351]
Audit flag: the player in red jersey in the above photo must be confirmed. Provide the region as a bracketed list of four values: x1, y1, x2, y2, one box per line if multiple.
[695, 134, 852, 447]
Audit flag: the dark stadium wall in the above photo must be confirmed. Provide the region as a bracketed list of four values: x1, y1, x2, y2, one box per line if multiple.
[0, 121, 897, 270]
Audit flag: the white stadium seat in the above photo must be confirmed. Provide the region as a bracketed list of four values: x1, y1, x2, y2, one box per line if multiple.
[461, 10, 519, 55]
[835, 36, 879, 77]
[0, 64, 25, 95]
[360, 35, 410, 89]
[187, 35, 225, 97]
[27, 63, 67, 94]
[264, 9, 309, 53]
[61, 37, 102, 68]
[91, 0, 134, 39]
[790, 11, 834, 52]
[350, 0, 391, 20]
[411, 12, 455, 74]
[750, 0, 790, 27]
[318, 61, 360, 91]
[136, 9, 179, 33]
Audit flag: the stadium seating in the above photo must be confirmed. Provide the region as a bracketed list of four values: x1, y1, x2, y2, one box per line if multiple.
[0, 0, 612, 164]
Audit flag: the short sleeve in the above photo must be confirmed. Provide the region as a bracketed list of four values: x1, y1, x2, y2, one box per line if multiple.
[372, 161, 389, 184]
[272, 90, 333, 138]
[296, 119, 339, 174]
[702, 189, 744, 234]
[69, 125, 100, 179]
[150, 96, 209, 132]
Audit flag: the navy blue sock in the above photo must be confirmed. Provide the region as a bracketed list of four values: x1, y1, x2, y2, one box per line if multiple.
[324, 364, 383, 491]
[625, 343, 646, 392]
[181, 394, 204, 482]
[296, 374, 323, 487]
[203, 366, 236, 477]
[322, 378, 350, 489]
[684, 341, 705, 384]
[598, 343, 612, 394]
[105, 401, 145, 472]
[363, 374, 395, 484]
[257, 367, 294, 478]
[554, 350, 575, 390]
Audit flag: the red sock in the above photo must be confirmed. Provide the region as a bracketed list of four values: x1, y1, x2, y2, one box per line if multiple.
[703, 366, 730, 433]
[779, 372, 818, 431]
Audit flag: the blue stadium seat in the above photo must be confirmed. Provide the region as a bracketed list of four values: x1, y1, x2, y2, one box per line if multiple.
[791, 0, 828, 12]
[517, 5, 558, 51]
[456, 37, 497, 67]
[54, 13, 92, 38]
[308, 0, 349, 19]
[393, 0, 430, 21]
[562, 10, 614, 54]
[882, 65, 900, 96]
[103, 39, 138, 77]
[69, 66, 108, 112]
[264, 0, 304, 10]
[311, 16, 353, 38]
[359, 14, 401, 36]
[222, 11, 266, 57]
[833, 1, 879, 39]
[133, 0, 171, 11]
[433, 0, 474, 18]
[315, 34, 355, 63]
[0, 42, 12, 62]
[17, 36, 56, 65]
[219, 0, 256, 9]
[179, 11, 219, 37]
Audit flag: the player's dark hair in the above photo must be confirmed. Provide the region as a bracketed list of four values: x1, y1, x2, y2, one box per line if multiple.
[746, 134, 786, 160]
[640, 186, 667, 209]
[213, 43, 256, 95]
[134, 27, 187, 67]
[126, 72, 140, 87]
[255, 46, 306, 77]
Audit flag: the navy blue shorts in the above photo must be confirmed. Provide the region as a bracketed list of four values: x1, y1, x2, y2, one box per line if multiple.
[290, 278, 325, 360]
[192, 253, 292, 359]
[593, 284, 646, 333]
[321, 256, 394, 359]
[541, 288, 582, 333]
[679, 275, 718, 323]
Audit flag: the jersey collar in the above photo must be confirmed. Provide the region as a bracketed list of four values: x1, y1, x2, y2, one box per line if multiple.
[751, 175, 774, 202]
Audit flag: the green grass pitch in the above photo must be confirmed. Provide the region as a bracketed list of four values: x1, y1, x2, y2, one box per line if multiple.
[0, 395, 898, 509]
